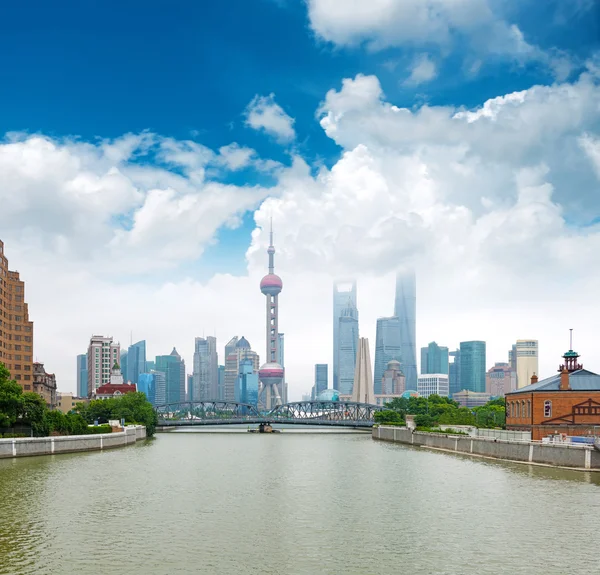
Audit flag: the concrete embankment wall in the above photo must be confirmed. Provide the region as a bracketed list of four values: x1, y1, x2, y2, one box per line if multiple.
[0, 426, 147, 459]
[373, 426, 600, 471]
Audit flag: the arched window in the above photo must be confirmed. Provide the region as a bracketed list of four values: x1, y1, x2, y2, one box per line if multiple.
[527, 400, 531, 418]
[507, 402, 512, 418]
[516, 402, 520, 418]
[544, 400, 552, 418]
[522, 401, 526, 419]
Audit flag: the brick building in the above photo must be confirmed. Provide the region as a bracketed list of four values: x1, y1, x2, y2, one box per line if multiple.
[506, 349, 600, 440]
[0, 240, 34, 391]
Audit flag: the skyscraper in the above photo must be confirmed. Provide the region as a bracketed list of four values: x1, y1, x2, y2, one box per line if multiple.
[421, 342, 449, 375]
[217, 365, 225, 400]
[192, 336, 218, 401]
[314, 364, 328, 397]
[0, 240, 34, 391]
[258, 222, 284, 410]
[237, 358, 259, 406]
[351, 338, 375, 404]
[155, 348, 185, 404]
[120, 350, 128, 382]
[333, 280, 357, 391]
[153, 370, 166, 405]
[138, 372, 156, 405]
[394, 270, 416, 389]
[373, 317, 401, 393]
[459, 341, 486, 393]
[87, 335, 120, 396]
[449, 349, 461, 396]
[515, 339, 538, 389]
[418, 374, 450, 398]
[224, 337, 259, 402]
[76, 354, 88, 398]
[338, 299, 359, 396]
[126, 340, 147, 385]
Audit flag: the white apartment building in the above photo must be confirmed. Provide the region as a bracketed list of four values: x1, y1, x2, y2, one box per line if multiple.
[417, 374, 450, 398]
[516, 339, 538, 389]
[87, 335, 120, 396]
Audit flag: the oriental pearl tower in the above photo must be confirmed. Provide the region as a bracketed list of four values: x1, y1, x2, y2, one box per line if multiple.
[257, 220, 284, 411]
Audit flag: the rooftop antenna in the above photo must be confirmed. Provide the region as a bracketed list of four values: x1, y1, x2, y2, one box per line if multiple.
[569, 328, 573, 350]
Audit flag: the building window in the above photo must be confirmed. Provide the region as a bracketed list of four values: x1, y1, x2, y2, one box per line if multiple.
[544, 400, 552, 418]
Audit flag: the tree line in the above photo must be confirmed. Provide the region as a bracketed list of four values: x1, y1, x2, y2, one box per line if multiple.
[374, 394, 506, 429]
[0, 363, 157, 437]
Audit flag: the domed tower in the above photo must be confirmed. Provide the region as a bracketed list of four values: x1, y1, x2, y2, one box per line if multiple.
[258, 220, 284, 410]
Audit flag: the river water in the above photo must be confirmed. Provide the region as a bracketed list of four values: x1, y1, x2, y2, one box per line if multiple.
[1, 430, 599, 575]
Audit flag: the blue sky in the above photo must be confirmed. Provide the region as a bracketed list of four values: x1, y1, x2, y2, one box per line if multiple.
[2, 0, 600, 392]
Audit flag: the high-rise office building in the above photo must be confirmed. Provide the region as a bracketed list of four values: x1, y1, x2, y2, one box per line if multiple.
[515, 339, 538, 389]
[373, 317, 401, 393]
[314, 364, 328, 397]
[394, 270, 416, 389]
[421, 342, 449, 375]
[508, 344, 517, 372]
[0, 240, 34, 391]
[381, 359, 406, 396]
[152, 370, 166, 405]
[187, 374, 193, 401]
[120, 350, 128, 382]
[192, 336, 218, 401]
[138, 372, 156, 405]
[417, 374, 450, 398]
[217, 365, 225, 400]
[224, 336, 259, 402]
[87, 336, 120, 396]
[76, 354, 88, 398]
[333, 280, 357, 391]
[459, 341, 486, 393]
[486, 363, 516, 397]
[155, 348, 185, 404]
[449, 349, 461, 396]
[146, 360, 155, 372]
[237, 358, 259, 406]
[338, 299, 359, 396]
[125, 340, 147, 385]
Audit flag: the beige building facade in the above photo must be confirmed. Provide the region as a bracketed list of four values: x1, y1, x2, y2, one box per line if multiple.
[0, 240, 34, 392]
[87, 335, 121, 395]
[516, 339, 538, 389]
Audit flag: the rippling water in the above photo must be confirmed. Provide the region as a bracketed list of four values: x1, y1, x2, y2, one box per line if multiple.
[1, 431, 599, 575]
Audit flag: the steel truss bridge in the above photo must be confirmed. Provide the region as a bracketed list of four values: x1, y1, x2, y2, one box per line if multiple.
[155, 400, 383, 428]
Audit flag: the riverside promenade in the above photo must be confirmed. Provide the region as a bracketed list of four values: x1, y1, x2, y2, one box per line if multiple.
[373, 426, 600, 471]
[0, 425, 146, 459]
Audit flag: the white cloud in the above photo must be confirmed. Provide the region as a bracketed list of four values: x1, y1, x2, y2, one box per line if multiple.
[217, 143, 256, 170]
[579, 133, 600, 179]
[4, 68, 600, 401]
[307, 0, 535, 57]
[404, 54, 437, 86]
[245, 93, 296, 143]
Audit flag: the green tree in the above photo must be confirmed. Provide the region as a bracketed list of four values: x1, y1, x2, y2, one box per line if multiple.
[0, 363, 23, 428]
[19, 392, 49, 437]
[374, 410, 405, 425]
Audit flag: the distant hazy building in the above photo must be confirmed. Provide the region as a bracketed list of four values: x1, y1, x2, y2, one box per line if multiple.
[120, 350, 128, 382]
[459, 341, 486, 393]
[217, 365, 225, 400]
[146, 360, 155, 372]
[333, 280, 357, 391]
[373, 317, 401, 393]
[338, 299, 359, 396]
[155, 348, 185, 404]
[125, 340, 146, 385]
[381, 359, 406, 396]
[138, 372, 157, 405]
[87, 335, 120, 396]
[351, 338, 375, 404]
[153, 370, 166, 405]
[509, 344, 517, 372]
[418, 374, 450, 398]
[314, 364, 328, 397]
[453, 390, 491, 408]
[449, 349, 461, 397]
[192, 336, 218, 401]
[224, 336, 259, 402]
[187, 374, 193, 401]
[515, 339, 539, 389]
[237, 358, 259, 406]
[76, 354, 88, 398]
[394, 270, 417, 389]
[486, 363, 516, 397]
[421, 342, 449, 375]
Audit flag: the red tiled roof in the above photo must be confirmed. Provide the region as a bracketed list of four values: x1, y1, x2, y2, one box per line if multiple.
[94, 384, 137, 396]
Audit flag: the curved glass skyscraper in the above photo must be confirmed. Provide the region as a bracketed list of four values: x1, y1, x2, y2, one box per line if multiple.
[373, 317, 401, 393]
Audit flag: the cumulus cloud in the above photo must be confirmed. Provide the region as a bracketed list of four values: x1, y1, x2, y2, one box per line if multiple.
[4, 68, 600, 400]
[404, 53, 437, 85]
[307, 0, 535, 56]
[245, 93, 296, 143]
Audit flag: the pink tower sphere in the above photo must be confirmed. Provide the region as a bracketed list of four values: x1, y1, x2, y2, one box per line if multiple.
[260, 273, 283, 296]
